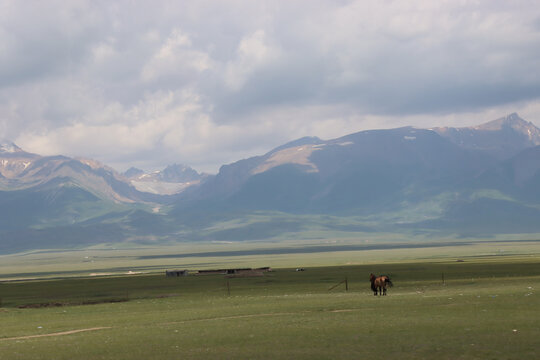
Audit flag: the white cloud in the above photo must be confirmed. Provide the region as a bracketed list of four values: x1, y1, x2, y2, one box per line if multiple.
[224, 30, 282, 91]
[91, 39, 118, 65]
[16, 89, 202, 160]
[141, 28, 213, 82]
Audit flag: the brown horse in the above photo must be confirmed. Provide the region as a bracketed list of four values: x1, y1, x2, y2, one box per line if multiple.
[370, 273, 393, 296]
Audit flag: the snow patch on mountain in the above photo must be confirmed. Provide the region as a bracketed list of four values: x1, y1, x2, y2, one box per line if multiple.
[0, 142, 18, 153]
[123, 163, 206, 195]
[130, 180, 197, 195]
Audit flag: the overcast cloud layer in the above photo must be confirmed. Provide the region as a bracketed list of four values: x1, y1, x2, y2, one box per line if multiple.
[1, 0, 540, 173]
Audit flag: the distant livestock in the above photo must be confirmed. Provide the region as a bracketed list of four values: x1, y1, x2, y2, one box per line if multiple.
[370, 273, 393, 296]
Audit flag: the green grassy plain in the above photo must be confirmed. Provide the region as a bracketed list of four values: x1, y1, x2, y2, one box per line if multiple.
[1, 254, 540, 359]
[2, 237, 540, 280]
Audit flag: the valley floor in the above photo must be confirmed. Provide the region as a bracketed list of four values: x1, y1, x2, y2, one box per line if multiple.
[2, 237, 540, 281]
[1, 256, 539, 359]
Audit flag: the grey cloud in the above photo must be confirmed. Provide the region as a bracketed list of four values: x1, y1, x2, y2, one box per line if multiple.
[210, 2, 540, 118]
[1, 0, 540, 172]
[0, 2, 106, 86]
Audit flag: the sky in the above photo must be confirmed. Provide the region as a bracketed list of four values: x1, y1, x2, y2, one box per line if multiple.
[1, 0, 540, 173]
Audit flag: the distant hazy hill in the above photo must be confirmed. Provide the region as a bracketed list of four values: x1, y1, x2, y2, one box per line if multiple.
[0, 142, 173, 252]
[2, 113, 540, 253]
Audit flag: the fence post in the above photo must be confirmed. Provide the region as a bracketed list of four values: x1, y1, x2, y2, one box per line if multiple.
[328, 278, 348, 291]
[227, 280, 231, 296]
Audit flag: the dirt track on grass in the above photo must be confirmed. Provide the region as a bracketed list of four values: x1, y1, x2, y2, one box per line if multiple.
[1, 327, 111, 341]
[163, 308, 362, 325]
[162, 312, 300, 325]
[2, 308, 363, 341]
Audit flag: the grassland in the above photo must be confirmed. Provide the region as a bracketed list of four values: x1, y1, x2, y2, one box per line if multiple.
[2, 237, 540, 280]
[1, 254, 540, 359]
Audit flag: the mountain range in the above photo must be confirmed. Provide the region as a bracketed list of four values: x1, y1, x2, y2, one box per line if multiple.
[1, 113, 540, 253]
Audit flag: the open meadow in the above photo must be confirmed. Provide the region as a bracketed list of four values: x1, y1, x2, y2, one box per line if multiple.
[1, 244, 540, 359]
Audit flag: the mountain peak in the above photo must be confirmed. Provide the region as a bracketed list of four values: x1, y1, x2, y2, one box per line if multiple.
[161, 163, 201, 182]
[506, 112, 523, 122]
[124, 167, 144, 178]
[0, 141, 23, 154]
[474, 112, 532, 131]
[433, 113, 540, 159]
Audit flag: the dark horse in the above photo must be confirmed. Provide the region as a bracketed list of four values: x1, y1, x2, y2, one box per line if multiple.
[370, 273, 393, 296]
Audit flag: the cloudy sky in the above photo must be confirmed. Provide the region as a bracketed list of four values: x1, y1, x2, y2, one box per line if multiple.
[1, 0, 540, 173]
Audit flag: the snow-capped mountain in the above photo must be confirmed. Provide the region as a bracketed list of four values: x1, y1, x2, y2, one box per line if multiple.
[123, 164, 207, 195]
[0, 141, 25, 154]
[0, 143, 158, 203]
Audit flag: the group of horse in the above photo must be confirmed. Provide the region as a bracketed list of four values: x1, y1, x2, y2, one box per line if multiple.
[370, 273, 393, 296]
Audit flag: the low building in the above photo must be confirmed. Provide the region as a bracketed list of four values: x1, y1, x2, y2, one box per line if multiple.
[196, 267, 272, 276]
[165, 270, 189, 277]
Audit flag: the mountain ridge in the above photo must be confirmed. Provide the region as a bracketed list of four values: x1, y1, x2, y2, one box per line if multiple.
[433, 113, 540, 159]
[2, 112, 540, 253]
